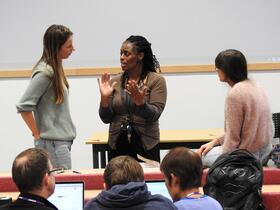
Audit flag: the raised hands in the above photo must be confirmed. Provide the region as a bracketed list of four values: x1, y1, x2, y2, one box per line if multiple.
[98, 73, 117, 107]
[125, 79, 147, 106]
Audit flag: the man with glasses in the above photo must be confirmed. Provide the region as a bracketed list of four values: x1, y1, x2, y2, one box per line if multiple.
[0, 148, 59, 210]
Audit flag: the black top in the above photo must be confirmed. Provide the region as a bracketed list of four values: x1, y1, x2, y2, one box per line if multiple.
[0, 193, 58, 210]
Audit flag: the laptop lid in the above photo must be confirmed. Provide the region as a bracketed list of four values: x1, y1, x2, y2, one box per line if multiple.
[145, 180, 172, 200]
[48, 181, 84, 210]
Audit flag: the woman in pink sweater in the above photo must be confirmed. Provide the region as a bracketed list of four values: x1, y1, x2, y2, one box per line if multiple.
[197, 49, 273, 167]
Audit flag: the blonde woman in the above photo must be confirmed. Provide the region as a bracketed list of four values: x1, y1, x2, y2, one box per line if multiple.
[16, 24, 76, 169]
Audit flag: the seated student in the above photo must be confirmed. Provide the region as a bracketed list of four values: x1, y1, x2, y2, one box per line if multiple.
[0, 148, 59, 210]
[160, 147, 222, 210]
[197, 49, 273, 167]
[84, 155, 176, 210]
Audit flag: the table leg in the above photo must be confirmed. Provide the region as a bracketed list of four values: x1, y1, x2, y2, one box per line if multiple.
[100, 150, 106, 168]
[92, 146, 99, 168]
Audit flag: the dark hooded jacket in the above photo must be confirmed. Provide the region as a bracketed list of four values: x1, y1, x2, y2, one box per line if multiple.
[84, 182, 176, 210]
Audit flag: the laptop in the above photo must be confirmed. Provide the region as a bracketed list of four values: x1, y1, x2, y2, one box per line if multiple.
[48, 181, 84, 210]
[145, 180, 172, 201]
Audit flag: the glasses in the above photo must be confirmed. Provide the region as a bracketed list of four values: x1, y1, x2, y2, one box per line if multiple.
[48, 168, 64, 175]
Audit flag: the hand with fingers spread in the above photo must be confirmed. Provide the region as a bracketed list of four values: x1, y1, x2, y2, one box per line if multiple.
[126, 80, 147, 106]
[98, 73, 117, 107]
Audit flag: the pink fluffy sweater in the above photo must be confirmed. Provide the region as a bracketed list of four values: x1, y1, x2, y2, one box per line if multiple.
[218, 79, 273, 153]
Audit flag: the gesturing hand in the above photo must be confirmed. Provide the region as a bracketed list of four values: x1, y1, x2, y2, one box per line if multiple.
[98, 73, 117, 107]
[98, 73, 117, 98]
[125, 80, 147, 106]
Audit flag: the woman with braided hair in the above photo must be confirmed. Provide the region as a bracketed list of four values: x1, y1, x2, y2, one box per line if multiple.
[98, 35, 167, 162]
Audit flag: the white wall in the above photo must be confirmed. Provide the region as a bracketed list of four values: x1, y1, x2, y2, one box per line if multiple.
[1, 71, 280, 172]
[1, 0, 280, 69]
[1, 0, 280, 171]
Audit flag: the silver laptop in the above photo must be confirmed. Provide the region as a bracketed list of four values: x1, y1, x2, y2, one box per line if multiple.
[48, 181, 84, 210]
[145, 180, 172, 200]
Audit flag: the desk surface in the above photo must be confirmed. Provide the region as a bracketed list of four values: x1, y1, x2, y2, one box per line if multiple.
[85, 128, 224, 144]
[2, 185, 280, 201]
[0, 167, 161, 178]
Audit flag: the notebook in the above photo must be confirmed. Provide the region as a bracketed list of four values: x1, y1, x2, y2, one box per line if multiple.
[48, 181, 84, 210]
[145, 180, 172, 200]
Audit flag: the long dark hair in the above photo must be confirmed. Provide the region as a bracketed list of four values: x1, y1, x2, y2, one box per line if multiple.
[122, 35, 160, 87]
[37, 24, 73, 104]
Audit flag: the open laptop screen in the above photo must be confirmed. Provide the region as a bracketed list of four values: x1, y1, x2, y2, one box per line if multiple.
[48, 181, 84, 210]
[145, 180, 172, 201]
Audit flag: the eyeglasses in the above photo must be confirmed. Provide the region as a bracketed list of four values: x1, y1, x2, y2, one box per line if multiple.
[48, 168, 64, 175]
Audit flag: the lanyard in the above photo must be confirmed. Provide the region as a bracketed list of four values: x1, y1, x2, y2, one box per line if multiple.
[180, 192, 206, 200]
[18, 196, 45, 205]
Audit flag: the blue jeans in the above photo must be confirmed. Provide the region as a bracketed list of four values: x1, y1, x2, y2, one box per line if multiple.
[34, 139, 73, 169]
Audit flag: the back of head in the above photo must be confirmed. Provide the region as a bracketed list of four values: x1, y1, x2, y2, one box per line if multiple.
[12, 148, 50, 193]
[125, 35, 160, 75]
[215, 49, 248, 83]
[160, 147, 202, 190]
[104, 156, 144, 189]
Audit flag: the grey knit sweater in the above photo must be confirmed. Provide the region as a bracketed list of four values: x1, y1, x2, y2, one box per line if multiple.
[16, 61, 76, 141]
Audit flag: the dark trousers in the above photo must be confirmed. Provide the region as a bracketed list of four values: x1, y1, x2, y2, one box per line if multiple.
[108, 130, 160, 162]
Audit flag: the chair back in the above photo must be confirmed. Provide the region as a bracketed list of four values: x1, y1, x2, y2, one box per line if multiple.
[272, 113, 280, 139]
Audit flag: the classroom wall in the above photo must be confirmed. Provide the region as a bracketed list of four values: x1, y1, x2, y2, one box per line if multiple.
[1, 0, 280, 171]
[1, 71, 280, 171]
[1, 0, 280, 69]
